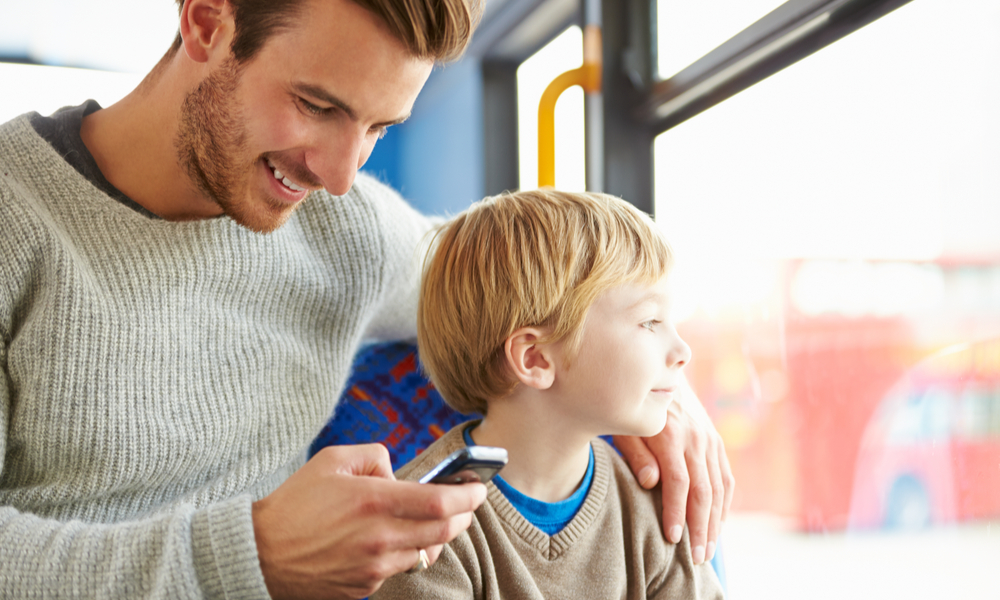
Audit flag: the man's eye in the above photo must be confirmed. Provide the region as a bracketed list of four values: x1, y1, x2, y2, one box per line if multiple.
[299, 98, 330, 116]
[372, 126, 388, 140]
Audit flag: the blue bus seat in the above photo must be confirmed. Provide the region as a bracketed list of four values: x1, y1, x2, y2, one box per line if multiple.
[310, 341, 475, 465]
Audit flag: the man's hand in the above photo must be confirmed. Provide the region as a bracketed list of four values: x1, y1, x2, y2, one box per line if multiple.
[614, 379, 734, 565]
[252, 443, 487, 600]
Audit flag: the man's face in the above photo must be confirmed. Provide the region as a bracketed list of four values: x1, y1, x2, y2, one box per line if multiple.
[550, 276, 692, 438]
[175, 0, 434, 233]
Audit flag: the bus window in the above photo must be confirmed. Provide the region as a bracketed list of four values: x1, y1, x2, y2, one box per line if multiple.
[957, 385, 993, 441]
[653, 0, 1000, 597]
[886, 393, 927, 445]
[657, 0, 786, 79]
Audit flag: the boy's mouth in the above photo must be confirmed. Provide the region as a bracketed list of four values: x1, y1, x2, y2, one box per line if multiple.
[651, 387, 678, 399]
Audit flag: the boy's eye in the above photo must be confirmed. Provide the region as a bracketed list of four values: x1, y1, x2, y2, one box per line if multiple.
[371, 126, 388, 140]
[641, 320, 661, 331]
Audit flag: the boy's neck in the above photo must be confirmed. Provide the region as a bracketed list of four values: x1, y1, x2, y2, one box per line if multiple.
[469, 395, 595, 503]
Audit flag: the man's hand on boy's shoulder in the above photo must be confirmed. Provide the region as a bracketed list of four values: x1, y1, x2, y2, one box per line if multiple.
[614, 380, 734, 567]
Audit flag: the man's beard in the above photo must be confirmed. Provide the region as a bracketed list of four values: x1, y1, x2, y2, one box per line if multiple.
[175, 59, 298, 234]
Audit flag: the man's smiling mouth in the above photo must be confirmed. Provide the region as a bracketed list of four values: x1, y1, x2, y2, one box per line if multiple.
[266, 157, 309, 192]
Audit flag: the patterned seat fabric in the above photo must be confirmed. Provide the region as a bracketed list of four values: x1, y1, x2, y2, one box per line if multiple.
[309, 341, 476, 467]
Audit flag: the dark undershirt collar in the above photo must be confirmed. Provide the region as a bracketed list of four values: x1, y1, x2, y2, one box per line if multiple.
[30, 99, 161, 219]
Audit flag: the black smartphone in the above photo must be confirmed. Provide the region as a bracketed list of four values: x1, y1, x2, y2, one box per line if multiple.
[418, 446, 508, 485]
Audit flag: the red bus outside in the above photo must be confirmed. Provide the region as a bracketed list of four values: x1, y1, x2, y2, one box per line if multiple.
[679, 258, 1000, 531]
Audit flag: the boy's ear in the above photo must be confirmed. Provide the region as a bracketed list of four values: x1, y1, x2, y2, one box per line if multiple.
[504, 327, 556, 390]
[180, 0, 234, 64]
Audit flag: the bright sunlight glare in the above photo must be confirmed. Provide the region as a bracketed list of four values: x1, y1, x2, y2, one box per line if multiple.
[0, 63, 142, 124]
[654, 0, 1000, 320]
[657, 0, 786, 80]
[0, 0, 177, 74]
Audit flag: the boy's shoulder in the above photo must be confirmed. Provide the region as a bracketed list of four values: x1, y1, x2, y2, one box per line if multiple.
[595, 438, 724, 599]
[595, 437, 663, 511]
[592, 438, 667, 541]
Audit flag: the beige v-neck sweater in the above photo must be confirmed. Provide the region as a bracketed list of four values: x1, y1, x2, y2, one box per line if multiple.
[0, 113, 432, 598]
[373, 423, 725, 599]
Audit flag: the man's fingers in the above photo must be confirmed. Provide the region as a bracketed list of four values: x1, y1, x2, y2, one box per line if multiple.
[317, 484, 479, 581]
[619, 376, 735, 563]
[395, 500, 476, 551]
[377, 543, 445, 586]
[423, 543, 445, 566]
[682, 426, 712, 564]
[719, 439, 736, 524]
[640, 423, 689, 546]
[386, 480, 487, 521]
[315, 443, 396, 479]
[383, 544, 441, 578]
[613, 434, 660, 489]
[703, 435, 725, 562]
[254, 445, 490, 600]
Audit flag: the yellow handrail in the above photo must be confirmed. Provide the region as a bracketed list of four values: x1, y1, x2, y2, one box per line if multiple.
[537, 25, 602, 188]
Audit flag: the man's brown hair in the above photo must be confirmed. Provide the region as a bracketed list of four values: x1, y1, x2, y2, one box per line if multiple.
[168, 0, 482, 64]
[418, 190, 675, 415]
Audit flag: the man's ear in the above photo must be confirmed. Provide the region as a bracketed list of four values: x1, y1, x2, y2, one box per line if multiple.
[179, 0, 234, 64]
[504, 327, 556, 390]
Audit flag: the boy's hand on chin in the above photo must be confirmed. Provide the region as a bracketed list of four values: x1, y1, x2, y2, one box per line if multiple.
[614, 382, 734, 566]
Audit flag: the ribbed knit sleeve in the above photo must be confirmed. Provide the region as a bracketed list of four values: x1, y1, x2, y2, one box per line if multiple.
[351, 175, 442, 343]
[0, 496, 268, 599]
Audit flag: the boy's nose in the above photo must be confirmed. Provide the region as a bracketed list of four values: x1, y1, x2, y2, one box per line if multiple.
[668, 333, 692, 369]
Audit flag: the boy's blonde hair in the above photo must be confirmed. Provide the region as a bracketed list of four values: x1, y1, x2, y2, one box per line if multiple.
[418, 189, 674, 415]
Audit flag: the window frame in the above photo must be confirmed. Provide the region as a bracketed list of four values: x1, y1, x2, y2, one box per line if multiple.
[473, 0, 916, 212]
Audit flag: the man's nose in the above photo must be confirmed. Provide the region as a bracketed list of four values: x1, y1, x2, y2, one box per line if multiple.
[306, 127, 369, 196]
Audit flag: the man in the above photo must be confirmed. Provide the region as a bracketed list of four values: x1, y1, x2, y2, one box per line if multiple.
[0, 0, 733, 597]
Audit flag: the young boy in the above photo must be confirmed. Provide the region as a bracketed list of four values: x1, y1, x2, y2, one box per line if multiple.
[373, 190, 724, 599]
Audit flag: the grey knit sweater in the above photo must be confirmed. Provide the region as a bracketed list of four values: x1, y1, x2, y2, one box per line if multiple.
[0, 114, 434, 598]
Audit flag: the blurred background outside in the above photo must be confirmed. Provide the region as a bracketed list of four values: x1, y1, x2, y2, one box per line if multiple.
[2, 0, 998, 598]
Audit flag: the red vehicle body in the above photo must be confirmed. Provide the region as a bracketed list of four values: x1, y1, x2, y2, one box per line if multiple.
[679, 259, 1000, 531]
[848, 339, 1000, 529]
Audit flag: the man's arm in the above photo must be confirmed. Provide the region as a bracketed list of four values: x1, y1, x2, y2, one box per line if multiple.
[0, 334, 270, 599]
[354, 173, 443, 343]
[0, 442, 482, 600]
[0, 333, 283, 592]
[614, 373, 735, 565]
[4, 318, 277, 599]
[0, 499, 272, 599]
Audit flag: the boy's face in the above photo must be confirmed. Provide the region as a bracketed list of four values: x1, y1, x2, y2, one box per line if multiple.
[551, 276, 692, 438]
